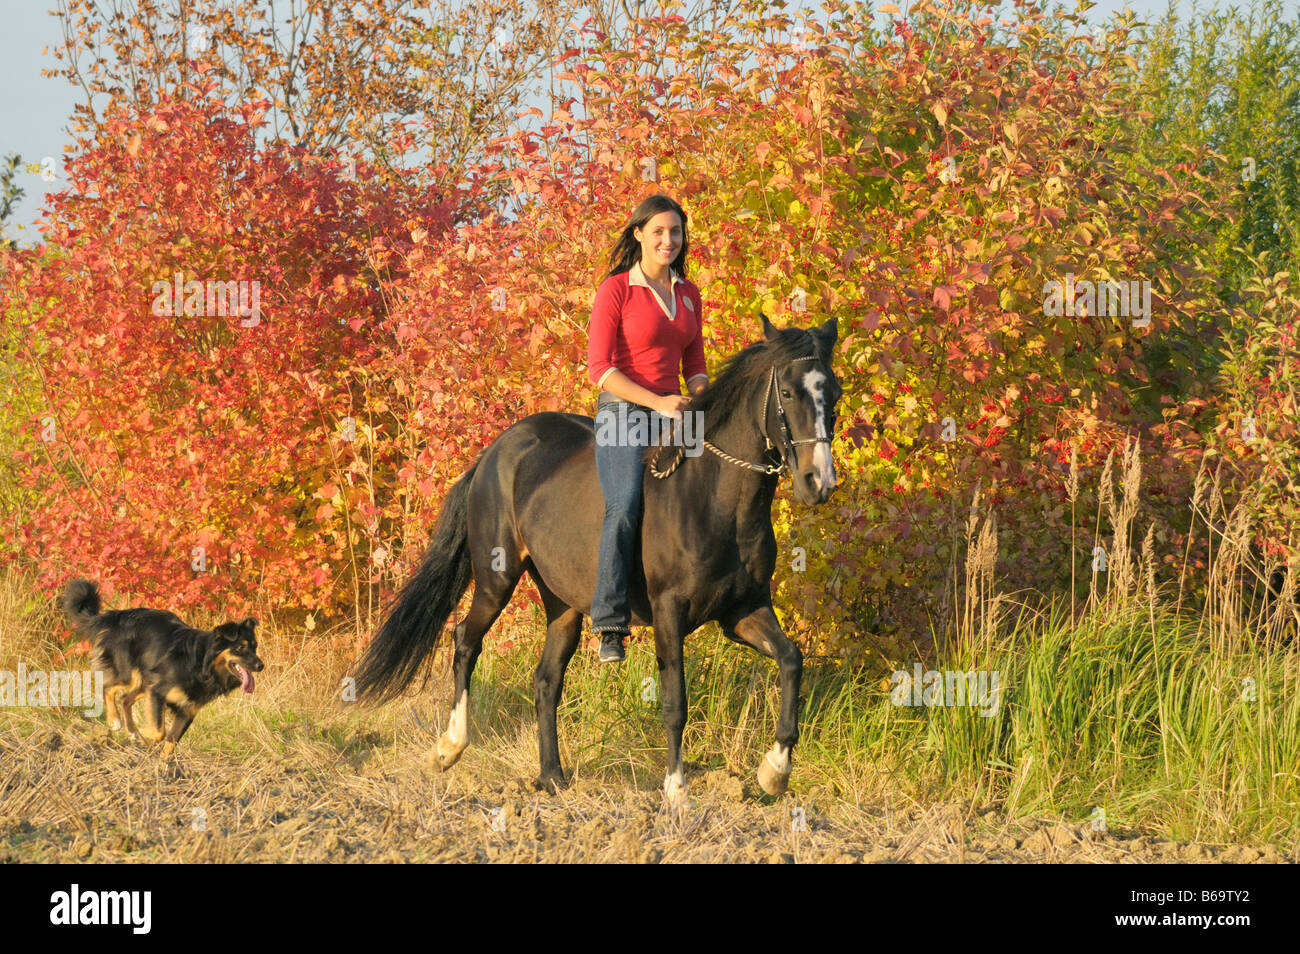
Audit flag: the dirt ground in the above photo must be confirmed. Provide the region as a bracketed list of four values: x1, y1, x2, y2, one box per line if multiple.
[0, 703, 1290, 864]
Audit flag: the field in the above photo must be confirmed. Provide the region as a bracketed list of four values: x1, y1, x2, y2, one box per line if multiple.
[2, 571, 1295, 864]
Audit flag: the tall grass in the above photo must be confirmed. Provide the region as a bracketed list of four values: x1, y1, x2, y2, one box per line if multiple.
[458, 595, 1299, 847]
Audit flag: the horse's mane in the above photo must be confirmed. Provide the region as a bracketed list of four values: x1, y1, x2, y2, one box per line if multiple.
[686, 327, 822, 432]
[639, 327, 823, 467]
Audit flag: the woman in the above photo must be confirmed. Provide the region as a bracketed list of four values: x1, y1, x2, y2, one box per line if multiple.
[586, 193, 709, 662]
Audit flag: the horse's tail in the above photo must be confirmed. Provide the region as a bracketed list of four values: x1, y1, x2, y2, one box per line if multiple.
[353, 461, 479, 703]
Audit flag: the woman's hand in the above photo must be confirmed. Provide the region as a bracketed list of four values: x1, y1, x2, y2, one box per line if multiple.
[654, 394, 692, 419]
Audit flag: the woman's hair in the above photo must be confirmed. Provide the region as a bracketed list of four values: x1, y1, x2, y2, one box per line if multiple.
[603, 193, 690, 281]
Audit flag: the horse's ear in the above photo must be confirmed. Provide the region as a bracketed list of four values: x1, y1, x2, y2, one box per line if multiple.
[813, 316, 838, 351]
[759, 310, 780, 341]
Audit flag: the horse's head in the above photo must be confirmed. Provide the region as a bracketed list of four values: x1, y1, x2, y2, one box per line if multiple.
[760, 313, 841, 506]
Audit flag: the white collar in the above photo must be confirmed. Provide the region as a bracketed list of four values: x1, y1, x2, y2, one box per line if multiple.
[628, 260, 681, 288]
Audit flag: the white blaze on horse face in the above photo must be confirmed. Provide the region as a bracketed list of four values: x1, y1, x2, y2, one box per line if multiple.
[801, 368, 837, 492]
[447, 690, 470, 748]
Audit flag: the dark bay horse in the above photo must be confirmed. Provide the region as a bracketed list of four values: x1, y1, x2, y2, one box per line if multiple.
[353, 314, 842, 798]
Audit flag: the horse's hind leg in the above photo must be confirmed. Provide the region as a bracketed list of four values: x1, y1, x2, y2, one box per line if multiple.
[432, 572, 519, 772]
[531, 575, 582, 793]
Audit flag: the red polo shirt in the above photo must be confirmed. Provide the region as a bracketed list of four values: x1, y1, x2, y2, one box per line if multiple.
[587, 263, 708, 396]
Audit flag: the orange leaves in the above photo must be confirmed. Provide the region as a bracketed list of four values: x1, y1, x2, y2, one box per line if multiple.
[932, 284, 959, 311]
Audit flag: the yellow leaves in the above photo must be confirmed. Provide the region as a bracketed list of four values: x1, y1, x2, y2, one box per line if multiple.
[878, 3, 901, 13]
[932, 102, 948, 127]
[1002, 122, 1020, 145]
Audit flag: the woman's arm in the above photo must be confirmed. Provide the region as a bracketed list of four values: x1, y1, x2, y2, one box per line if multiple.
[601, 368, 689, 416]
[682, 288, 709, 400]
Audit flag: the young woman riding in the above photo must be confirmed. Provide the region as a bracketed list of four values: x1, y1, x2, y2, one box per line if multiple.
[586, 193, 709, 662]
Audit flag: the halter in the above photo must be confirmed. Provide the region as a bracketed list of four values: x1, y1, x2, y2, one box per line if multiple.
[650, 354, 831, 479]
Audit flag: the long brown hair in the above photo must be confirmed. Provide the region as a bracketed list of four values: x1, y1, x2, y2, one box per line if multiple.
[603, 193, 691, 282]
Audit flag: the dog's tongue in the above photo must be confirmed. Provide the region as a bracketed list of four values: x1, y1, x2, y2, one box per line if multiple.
[237, 664, 254, 694]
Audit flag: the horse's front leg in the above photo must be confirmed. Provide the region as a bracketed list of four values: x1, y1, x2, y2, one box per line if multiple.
[652, 597, 690, 803]
[722, 604, 803, 796]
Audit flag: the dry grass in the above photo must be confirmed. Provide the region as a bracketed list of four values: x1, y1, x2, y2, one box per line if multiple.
[0, 565, 1292, 863]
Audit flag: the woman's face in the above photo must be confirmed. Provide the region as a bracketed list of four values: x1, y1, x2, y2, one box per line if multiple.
[634, 210, 683, 271]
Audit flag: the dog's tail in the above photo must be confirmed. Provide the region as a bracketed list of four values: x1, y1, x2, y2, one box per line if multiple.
[353, 461, 480, 703]
[61, 577, 102, 625]
[60, 578, 107, 640]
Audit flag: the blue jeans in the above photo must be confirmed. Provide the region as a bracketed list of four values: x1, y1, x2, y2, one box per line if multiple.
[590, 392, 658, 634]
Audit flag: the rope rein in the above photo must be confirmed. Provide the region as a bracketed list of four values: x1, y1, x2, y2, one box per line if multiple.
[648, 355, 828, 480]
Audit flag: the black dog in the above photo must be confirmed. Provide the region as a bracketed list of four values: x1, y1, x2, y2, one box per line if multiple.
[60, 579, 264, 757]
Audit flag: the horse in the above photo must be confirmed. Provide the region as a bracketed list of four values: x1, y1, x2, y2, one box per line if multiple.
[352, 313, 843, 799]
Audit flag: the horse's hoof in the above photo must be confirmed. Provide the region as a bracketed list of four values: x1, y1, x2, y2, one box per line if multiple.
[427, 733, 465, 772]
[757, 745, 791, 796]
[534, 772, 567, 794]
[663, 768, 688, 805]
[428, 691, 470, 772]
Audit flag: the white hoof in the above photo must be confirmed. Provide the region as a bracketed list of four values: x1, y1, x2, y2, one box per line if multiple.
[663, 767, 688, 804]
[430, 733, 466, 771]
[757, 744, 791, 796]
[429, 691, 470, 771]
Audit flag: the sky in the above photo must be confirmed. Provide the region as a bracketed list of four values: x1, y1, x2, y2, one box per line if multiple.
[1, 0, 1296, 241]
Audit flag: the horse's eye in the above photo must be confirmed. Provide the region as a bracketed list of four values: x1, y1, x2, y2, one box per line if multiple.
[781, 390, 792, 399]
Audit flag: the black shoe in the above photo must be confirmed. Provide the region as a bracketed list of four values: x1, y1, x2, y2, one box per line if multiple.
[597, 630, 627, 663]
